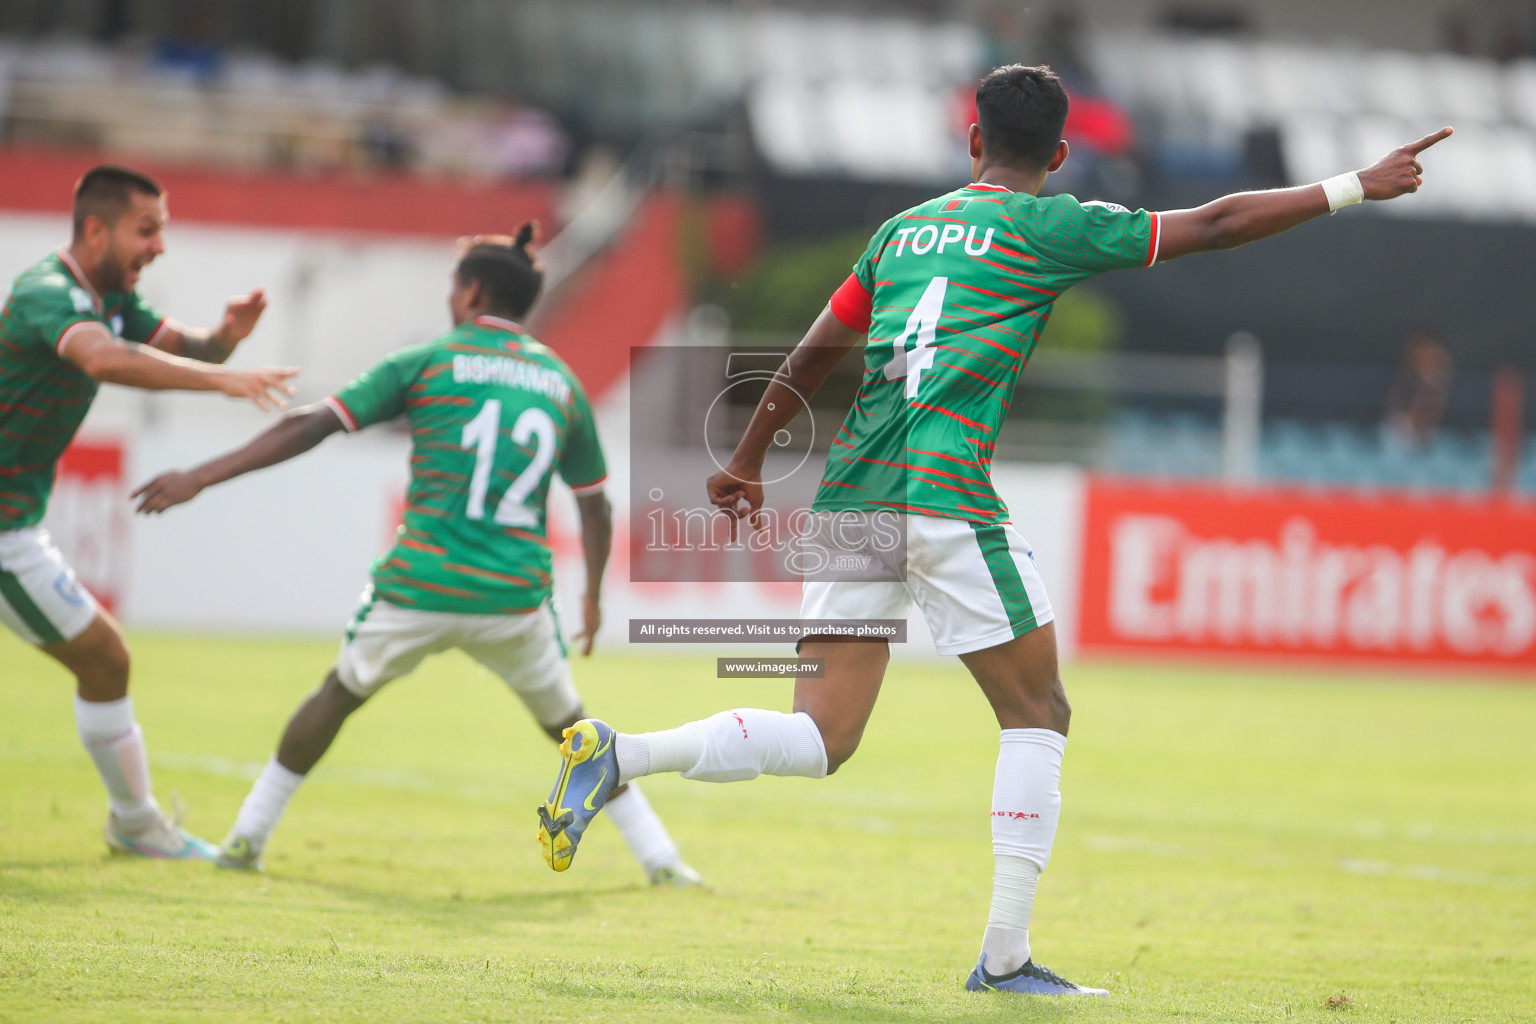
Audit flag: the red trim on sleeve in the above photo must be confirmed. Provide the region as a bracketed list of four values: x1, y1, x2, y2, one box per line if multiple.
[829, 273, 873, 331]
[569, 475, 608, 497]
[323, 396, 359, 432]
[55, 320, 101, 358]
[1146, 211, 1162, 267]
[144, 317, 172, 347]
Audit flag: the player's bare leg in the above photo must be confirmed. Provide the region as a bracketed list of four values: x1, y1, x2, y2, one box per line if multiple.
[218, 668, 363, 870]
[957, 622, 1105, 996]
[44, 612, 131, 702]
[961, 622, 1070, 734]
[41, 610, 217, 860]
[791, 637, 889, 773]
[273, 669, 366, 775]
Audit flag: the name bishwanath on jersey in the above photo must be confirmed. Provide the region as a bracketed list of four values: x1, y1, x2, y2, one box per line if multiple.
[452, 353, 572, 404]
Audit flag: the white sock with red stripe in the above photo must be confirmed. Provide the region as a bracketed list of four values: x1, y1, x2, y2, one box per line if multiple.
[980, 728, 1066, 975]
[74, 696, 160, 828]
[615, 710, 827, 784]
[602, 781, 680, 873]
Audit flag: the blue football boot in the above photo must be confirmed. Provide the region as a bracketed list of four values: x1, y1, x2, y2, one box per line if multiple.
[965, 955, 1109, 996]
[537, 719, 618, 871]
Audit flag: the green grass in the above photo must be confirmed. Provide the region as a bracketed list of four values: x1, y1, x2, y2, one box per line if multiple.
[1, 631, 1533, 1023]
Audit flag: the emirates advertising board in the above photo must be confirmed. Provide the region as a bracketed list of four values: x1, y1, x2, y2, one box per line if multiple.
[1078, 479, 1536, 669]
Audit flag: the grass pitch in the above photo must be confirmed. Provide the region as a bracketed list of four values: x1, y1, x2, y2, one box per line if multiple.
[1, 632, 1533, 1023]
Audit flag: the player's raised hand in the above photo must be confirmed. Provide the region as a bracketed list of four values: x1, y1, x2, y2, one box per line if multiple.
[218, 366, 298, 412]
[131, 470, 204, 514]
[1358, 127, 1454, 200]
[573, 591, 602, 657]
[215, 289, 268, 348]
[706, 464, 765, 541]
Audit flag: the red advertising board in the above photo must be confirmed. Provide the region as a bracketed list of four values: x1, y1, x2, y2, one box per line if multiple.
[1078, 478, 1536, 669]
[43, 438, 128, 612]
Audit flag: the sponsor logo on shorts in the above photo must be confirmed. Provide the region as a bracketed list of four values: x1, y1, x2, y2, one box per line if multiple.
[53, 569, 85, 606]
[991, 811, 1042, 820]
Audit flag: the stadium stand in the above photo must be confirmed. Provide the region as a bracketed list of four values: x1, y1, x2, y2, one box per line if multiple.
[1089, 33, 1536, 221]
[2, 10, 1532, 497]
[0, 35, 564, 177]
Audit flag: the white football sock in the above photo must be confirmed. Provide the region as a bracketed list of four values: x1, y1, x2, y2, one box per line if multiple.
[74, 696, 159, 827]
[616, 710, 826, 784]
[981, 728, 1066, 974]
[615, 723, 703, 784]
[232, 756, 305, 849]
[602, 781, 681, 873]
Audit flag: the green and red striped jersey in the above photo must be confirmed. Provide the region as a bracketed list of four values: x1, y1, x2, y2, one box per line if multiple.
[327, 315, 606, 615]
[0, 249, 168, 529]
[814, 184, 1158, 523]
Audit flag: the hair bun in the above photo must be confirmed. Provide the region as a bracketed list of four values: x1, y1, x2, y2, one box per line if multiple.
[514, 221, 539, 250]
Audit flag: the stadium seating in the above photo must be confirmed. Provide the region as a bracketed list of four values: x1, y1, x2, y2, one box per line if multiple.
[0, 35, 551, 176]
[1106, 410, 1525, 494]
[1088, 33, 1536, 222]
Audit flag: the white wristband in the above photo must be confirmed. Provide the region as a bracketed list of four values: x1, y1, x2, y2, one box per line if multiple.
[1320, 172, 1364, 212]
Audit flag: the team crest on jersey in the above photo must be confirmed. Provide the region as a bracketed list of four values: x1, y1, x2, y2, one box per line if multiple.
[110, 314, 124, 336]
[69, 287, 93, 313]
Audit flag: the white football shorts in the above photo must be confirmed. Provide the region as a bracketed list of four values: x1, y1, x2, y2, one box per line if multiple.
[335, 588, 581, 727]
[798, 512, 1053, 656]
[0, 527, 99, 646]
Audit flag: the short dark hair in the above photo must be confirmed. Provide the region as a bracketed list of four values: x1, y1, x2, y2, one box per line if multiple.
[455, 221, 544, 319]
[72, 165, 163, 237]
[975, 64, 1070, 170]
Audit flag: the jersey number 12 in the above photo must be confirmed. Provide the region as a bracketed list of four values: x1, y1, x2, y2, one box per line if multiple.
[460, 399, 556, 527]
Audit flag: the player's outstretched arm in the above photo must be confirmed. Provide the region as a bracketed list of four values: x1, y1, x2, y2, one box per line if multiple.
[571, 492, 612, 657]
[132, 404, 343, 514]
[149, 289, 268, 364]
[705, 306, 865, 537]
[1156, 127, 1454, 261]
[63, 323, 297, 410]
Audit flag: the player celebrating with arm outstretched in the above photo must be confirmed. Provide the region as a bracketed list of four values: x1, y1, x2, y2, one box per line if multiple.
[134, 226, 702, 885]
[0, 165, 295, 861]
[534, 65, 1451, 995]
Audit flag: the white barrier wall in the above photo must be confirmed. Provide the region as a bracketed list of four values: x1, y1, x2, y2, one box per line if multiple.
[0, 212, 461, 437]
[47, 425, 1089, 659]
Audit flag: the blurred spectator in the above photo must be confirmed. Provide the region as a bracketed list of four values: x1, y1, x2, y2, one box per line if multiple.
[1440, 11, 1478, 56]
[363, 118, 415, 170]
[1064, 91, 1134, 159]
[979, 3, 1030, 72]
[484, 103, 570, 179]
[1492, 17, 1529, 62]
[1158, 4, 1252, 34]
[1382, 331, 1453, 450]
[1036, 5, 1095, 90]
[153, 10, 224, 85]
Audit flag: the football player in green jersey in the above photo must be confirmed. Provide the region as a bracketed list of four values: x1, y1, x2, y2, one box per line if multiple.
[133, 225, 702, 885]
[537, 65, 1453, 994]
[1, 165, 297, 861]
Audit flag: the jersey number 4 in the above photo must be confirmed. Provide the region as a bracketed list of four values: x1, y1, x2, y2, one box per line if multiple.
[883, 275, 947, 399]
[460, 399, 556, 527]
